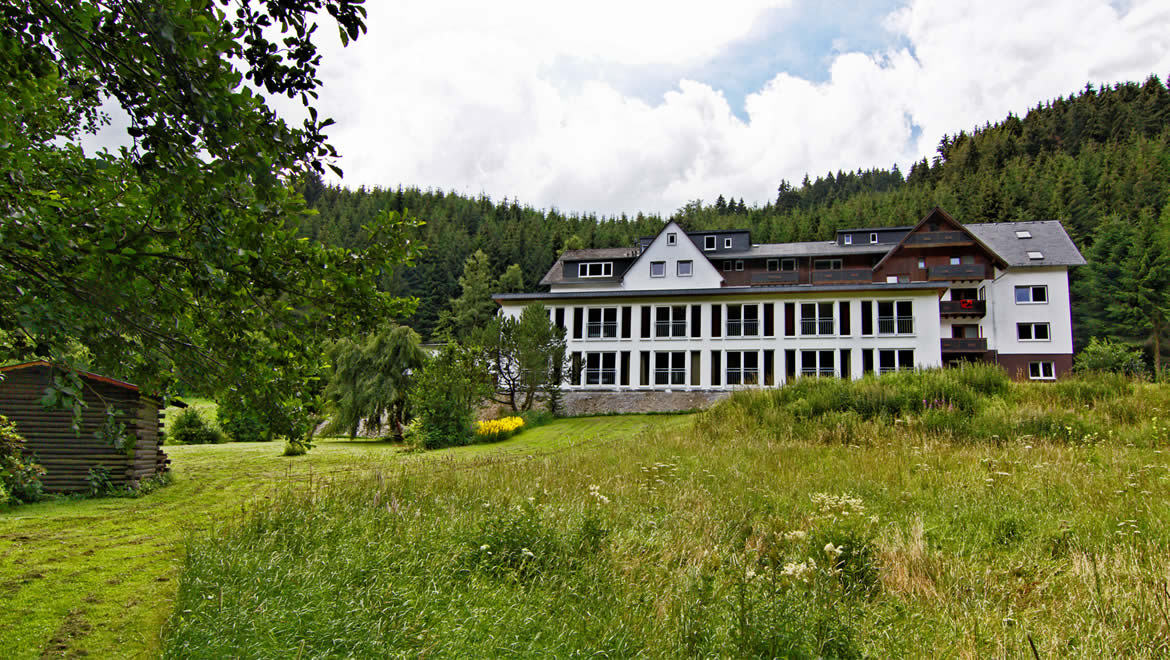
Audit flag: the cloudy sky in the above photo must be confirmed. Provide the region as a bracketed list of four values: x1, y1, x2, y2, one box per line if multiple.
[93, 0, 1170, 216]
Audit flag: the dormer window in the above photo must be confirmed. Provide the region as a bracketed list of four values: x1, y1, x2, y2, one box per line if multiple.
[869, 233, 878, 244]
[1015, 230, 1032, 239]
[579, 262, 613, 278]
[704, 235, 716, 250]
[766, 259, 778, 272]
[843, 234, 853, 245]
[666, 232, 677, 246]
[1027, 251, 1044, 260]
[724, 237, 733, 249]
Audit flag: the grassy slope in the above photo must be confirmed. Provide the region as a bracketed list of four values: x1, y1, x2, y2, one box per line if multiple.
[0, 415, 675, 659]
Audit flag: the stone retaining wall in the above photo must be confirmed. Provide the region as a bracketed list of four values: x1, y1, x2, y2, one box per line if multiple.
[559, 390, 730, 416]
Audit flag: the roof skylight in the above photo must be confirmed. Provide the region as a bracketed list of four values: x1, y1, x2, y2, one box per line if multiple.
[1027, 251, 1044, 260]
[1015, 230, 1032, 239]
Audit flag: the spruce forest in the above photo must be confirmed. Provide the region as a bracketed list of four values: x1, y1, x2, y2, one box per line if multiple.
[299, 76, 1170, 367]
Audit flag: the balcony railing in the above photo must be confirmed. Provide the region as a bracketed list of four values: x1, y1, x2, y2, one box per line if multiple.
[904, 231, 973, 246]
[726, 321, 759, 337]
[584, 369, 617, 385]
[877, 316, 915, 335]
[751, 271, 799, 285]
[586, 322, 618, 339]
[800, 319, 835, 335]
[726, 370, 760, 386]
[811, 268, 872, 284]
[655, 322, 687, 337]
[928, 264, 990, 281]
[800, 367, 836, 377]
[939, 300, 986, 317]
[654, 369, 687, 386]
[940, 337, 988, 353]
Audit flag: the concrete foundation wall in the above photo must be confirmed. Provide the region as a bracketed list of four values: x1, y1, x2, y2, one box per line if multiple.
[559, 390, 730, 416]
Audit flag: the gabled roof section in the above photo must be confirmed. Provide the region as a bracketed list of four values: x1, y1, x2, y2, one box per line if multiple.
[623, 221, 723, 290]
[872, 207, 1008, 271]
[966, 221, 1086, 267]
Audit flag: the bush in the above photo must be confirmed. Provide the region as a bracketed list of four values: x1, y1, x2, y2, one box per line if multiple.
[169, 408, 224, 445]
[409, 344, 491, 449]
[217, 398, 270, 442]
[282, 439, 308, 456]
[1075, 337, 1148, 377]
[1, 414, 45, 505]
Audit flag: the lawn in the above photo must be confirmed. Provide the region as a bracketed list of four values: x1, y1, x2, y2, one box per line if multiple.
[0, 415, 677, 659]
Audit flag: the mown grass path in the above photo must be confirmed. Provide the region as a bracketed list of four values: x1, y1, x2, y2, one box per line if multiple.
[0, 415, 680, 659]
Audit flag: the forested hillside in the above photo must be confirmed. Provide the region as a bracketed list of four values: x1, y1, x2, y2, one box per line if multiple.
[300, 75, 1170, 365]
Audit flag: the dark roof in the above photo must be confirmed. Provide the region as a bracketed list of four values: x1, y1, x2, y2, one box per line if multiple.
[495, 281, 945, 302]
[539, 247, 640, 286]
[836, 225, 914, 233]
[966, 221, 1086, 267]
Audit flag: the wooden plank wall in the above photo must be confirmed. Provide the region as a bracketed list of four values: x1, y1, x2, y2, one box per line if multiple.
[0, 365, 167, 492]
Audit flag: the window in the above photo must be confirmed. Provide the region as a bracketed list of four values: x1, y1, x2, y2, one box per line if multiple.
[666, 232, 677, 246]
[1015, 230, 1032, 239]
[584, 352, 617, 385]
[878, 349, 915, 374]
[723, 260, 732, 272]
[655, 305, 688, 338]
[735, 260, 744, 271]
[917, 258, 926, 269]
[877, 300, 914, 335]
[654, 352, 686, 386]
[726, 304, 760, 337]
[724, 237, 733, 249]
[586, 307, 618, 339]
[800, 302, 835, 335]
[650, 261, 666, 277]
[1017, 322, 1051, 341]
[781, 258, 796, 271]
[869, 232, 878, 244]
[949, 257, 961, 265]
[1027, 251, 1044, 260]
[1028, 361, 1055, 380]
[766, 259, 779, 272]
[725, 351, 760, 386]
[676, 260, 693, 277]
[579, 262, 612, 278]
[843, 234, 853, 245]
[800, 350, 835, 377]
[1015, 285, 1048, 304]
[814, 258, 842, 270]
[704, 235, 716, 250]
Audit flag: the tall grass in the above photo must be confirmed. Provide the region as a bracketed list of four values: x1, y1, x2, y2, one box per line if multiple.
[165, 370, 1170, 658]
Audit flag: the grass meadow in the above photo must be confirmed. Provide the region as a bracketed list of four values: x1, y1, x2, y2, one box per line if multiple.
[160, 367, 1170, 658]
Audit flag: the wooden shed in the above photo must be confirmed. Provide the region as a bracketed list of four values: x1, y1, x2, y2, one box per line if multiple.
[0, 361, 174, 492]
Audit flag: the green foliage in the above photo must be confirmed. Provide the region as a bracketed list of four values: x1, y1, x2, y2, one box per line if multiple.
[435, 250, 500, 342]
[408, 344, 492, 449]
[0, 414, 44, 505]
[215, 397, 269, 443]
[282, 440, 308, 457]
[475, 303, 568, 413]
[497, 263, 525, 293]
[324, 324, 425, 439]
[170, 408, 224, 445]
[0, 1, 418, 434]
[86, 465, 117, 497]
[1076, 337, 1150, 377]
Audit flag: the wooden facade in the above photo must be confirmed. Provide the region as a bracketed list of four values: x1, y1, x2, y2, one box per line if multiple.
[0, 362, 171, 492]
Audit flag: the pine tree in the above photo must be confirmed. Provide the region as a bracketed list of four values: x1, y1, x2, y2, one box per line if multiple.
[435, 250, 499, 341]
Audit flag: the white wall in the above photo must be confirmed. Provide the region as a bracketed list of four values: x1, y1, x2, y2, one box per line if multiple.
[621, 221, 723, 291]
[986, 267, 1074, 355]
[499, 288, 942, 390]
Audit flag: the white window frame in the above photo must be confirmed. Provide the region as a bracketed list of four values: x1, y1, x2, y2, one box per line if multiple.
[766, 259, 779, 272]
[650, 261, 666, 278]
[653, 305, 688, 338]
[1014, 285, 1048, 304]
[584, 352, 617, 385]
[585, 307, 619, 339]
[735, 260, 744, 271]
[878, 349, 915, 374]
[876, 300, 914, 335]
[869, 232, 878, 244]
[725, 350, 760, 386]
[799, 302, 835, 336]
[843, 234, 853, 245]
[800, 349, 836, 378]
[724, 237, 733, 249]
[579, 261, 613, 278]
[780, 258, 796, 272]
[666, 232, 677, 246]
[725, 303, 760, 338]
[654, 351, 686, 386]
[1017, 322, 1051, 341]
[704, 235, 716, 251]
[677, 260, 693, 277]
[1028, 361, 1055, 380]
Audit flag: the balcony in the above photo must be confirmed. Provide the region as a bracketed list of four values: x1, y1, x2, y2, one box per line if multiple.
[939, 300, 986, 317]
[941, 337, 988, 353]
[928, 264, 989, 281]
[877, 316, 915, 335]
[751, 271, 799, 285]
[800, 319, 835, 336]
[905, 231, 973, 247]
[811, 268, 872, 284]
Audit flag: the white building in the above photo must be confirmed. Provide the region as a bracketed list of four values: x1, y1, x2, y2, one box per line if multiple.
[493, 208, 1085, 391]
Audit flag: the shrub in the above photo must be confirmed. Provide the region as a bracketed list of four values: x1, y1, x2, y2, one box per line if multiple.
[169, 408, 224, 445]
[1075, 337, 1148, 377]
[282, 439, 308, 456]
[217, 398, 270, 442]
[0, 414, 45, 504]
[408, 344, 491, 449]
